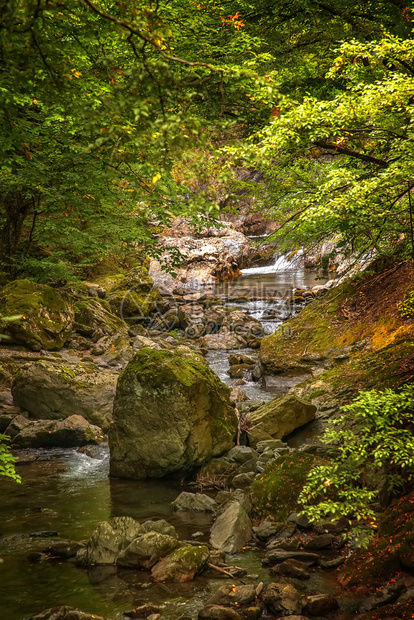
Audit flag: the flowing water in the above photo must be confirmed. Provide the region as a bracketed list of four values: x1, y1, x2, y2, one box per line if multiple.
[0, 262, 337, 619]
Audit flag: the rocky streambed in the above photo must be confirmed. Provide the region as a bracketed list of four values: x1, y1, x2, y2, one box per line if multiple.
[2, 228, 414, 620]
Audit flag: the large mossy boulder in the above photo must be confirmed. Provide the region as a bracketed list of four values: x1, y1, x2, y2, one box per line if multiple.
[250, 453, 316, 521]
[12, 360, 117, 431]
[247, 394, 316, 446]
[97, 266, 161, 320]
[109, 348, 238, 479]
[0, 279, 73, 350]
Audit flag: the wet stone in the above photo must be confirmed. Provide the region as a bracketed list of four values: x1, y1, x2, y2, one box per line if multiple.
[302, 533, 334, 550]
[320, 556, 346, 569]
[206, 584, 257, 606]
[198, 605, 242, 620]
[264, 549, 320, 566]
[305, 594, 339, 616]
[357, 582, 406, 613]
[269, 558, 311, 580]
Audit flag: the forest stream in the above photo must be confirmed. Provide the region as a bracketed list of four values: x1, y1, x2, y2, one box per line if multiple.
[0, 263, 347, 620]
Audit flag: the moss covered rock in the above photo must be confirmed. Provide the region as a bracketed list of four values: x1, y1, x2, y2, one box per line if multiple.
[73, 298, 126, 339]
[117, 531, 179, 568]
[77, 516, 143, 565]
[12, 360, 117, 431]
[109, 348, 238, 479]
[250, 453, 316, 521]
[0, 279, 74, 350]
[151, 544, 209, 582]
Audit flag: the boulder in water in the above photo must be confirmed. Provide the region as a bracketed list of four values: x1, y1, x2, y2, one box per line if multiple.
[263, 582, 305, 616]
[171, 492, 218, 513]
[210, 500, 252, 553]
[77, 516, 143, 565]
[9, 415, 104, 448]
[151, 544, 209, 582]
[117, 531, 179, 568]
[109, 348, 238, 479]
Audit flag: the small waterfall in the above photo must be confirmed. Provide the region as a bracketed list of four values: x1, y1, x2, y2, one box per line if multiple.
[241, 250, 303, 275]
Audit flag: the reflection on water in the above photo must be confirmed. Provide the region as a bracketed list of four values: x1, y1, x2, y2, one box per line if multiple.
[0, 446, 222, 619]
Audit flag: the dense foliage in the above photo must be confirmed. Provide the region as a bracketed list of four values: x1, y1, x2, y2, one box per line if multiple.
[0, 0, 275, 279]
[229, 36, 414, 261]
[1, 1, 412, 279]
[299, 387, 414, 540]
[0, 434, 21, 483]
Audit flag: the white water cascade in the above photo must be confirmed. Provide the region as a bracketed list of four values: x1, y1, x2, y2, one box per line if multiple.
[241, 249, 303, 275]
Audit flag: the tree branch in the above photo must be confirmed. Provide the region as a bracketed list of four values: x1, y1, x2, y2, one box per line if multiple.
[313, 141, 389, 167]
[82, 0, 226, 74]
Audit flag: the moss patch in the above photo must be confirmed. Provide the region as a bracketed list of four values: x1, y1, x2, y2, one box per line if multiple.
[0, 279, 73, 350]
[250, 452, 316, 521]
[260, 260, 414, 378]
[293, 339, 414, 410]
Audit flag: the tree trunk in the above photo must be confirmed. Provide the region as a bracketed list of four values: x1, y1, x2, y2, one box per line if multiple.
[0, 192, 33, 273]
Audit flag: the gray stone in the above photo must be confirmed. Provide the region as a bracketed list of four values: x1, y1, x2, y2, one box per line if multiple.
[11, 415, 104, 448]
[12, 360, 117, 432]
[141, 520, 177, 538]
[215, 491, 233, 504]
[253, 520, 280, 540]
[269, 559, 311, 580]
[117, 531, 179, 568]
[233, 489, 251, 515]
[77, 516, 142, 565]
[256, 439, 286, 452]
[264, 549, 320, 566]
[4, 414, 31, 439]
[210, 501, 252, 553]
[231, 472, 255, 489]
[320, 556, 346, 569]
[172, 492, 218, 513]
[225, 445, 258, 464]
[303, 534, 334, 550]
